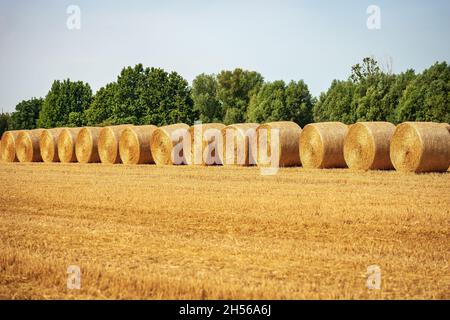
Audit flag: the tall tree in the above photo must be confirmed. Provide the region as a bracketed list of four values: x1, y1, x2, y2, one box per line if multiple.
[38, 80, 92, 128]
[10, 98, 43, 130]
[85, 83, 117, 126]
[0, 112, 11, 136]
[217, 68, 264, 124]
[191, 74, 221, 123]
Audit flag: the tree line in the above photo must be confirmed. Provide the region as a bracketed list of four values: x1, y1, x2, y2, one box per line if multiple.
[1, 58, 449, 137]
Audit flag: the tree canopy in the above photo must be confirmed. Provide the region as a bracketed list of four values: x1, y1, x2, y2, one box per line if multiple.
[10, 98, 43, 130]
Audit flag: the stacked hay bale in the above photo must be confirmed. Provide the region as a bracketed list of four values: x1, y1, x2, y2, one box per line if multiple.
[256, 121, 302, 167]
[299, 122, 348, 169]
[119, 125, 157, 165]
[75, 127, 102, 163]
[98, 125, 132, 164]
[150, 124, 190, 165]
[344, 122, 396, 170]
[390, 122, 450, 173]
[0, 130, 21, 162]
[188, 123, 225, 165]
[39, 128, 64, 163]
[221, 123, 259, 166]
[15, 129, 45, 162]
[57, 128, 82, 163]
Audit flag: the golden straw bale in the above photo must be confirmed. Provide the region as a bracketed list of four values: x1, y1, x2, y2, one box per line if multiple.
[344, 122, 396, 170]
[98, 125, 132, 164]
[75, 127, 102, 163]
[16, 129, 45, 162]
[150, 124, 190, 166]
[188, 123, 225, 165]
[57, 128, 82, 163]
[390, 122, 450, 173]
[39, 128, 64, 162]
[0, 130, 21, 162]
[256, 121, 302, 167]
[299, 122, 348, 169]
[221, 123, 259, 166]
[119, 125, 157, 165]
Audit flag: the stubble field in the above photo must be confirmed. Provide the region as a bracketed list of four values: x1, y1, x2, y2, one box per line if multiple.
[0, 162, 449, 299]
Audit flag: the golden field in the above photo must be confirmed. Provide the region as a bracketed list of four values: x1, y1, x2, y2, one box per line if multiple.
[0, 162, 449, 299]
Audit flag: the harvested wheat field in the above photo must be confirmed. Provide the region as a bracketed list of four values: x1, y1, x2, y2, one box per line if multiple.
[0, 163, 449, 299]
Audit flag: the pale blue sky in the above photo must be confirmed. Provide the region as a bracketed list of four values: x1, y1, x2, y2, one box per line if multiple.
[0, 0, 449, 112]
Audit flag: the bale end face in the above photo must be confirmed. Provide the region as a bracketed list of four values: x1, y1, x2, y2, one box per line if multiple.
[16, 130, 43, 162]
[98, 127, 121, 164]
[57, 128, 79, 163]
[75, 128, 101, 163]
[150, 124, 189, 166]
[39, 129, 61, 163]
[0, 131, 19, 162]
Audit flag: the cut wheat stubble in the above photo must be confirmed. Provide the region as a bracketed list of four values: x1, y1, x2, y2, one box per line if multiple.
[75, 127, 102, 163]
[0, 130, 21, 162]
[39, 128, 64, 163]
[119, 125, 157, 165]
[188, 123, 226, 166]
[256, 121, 302, 167]
[344, 122, 396, 171]
[98, 125, 132, 164]
[150, 124, 190, 166]
[221, 123, 259, 166]
[390, 122, 450, 173]
[15, 129, 45, 162]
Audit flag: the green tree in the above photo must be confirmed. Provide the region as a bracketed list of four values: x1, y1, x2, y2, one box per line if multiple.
[85, 83, 117, 126]
[0, 112, 11, 136]
[397, 62, 450, 123]
[285, 80, 314, 126]
[191, 74, 221, 123]
[217, 68, 264, 124]
[10, 98, 43, 130]
[38, 79, 92, 128]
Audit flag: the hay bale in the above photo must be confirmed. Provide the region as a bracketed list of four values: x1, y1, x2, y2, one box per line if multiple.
[344, 122, 396, 170]
[16, 129, 45, 162]
[221, 123, 259, 166]
[299, 122, 348, 169]
[57, 128, 82, 163]
[256, 121, 302, 167]
[442, 123, 450, 134]
[0, 130, 21, 162]
[119, 125, 157, 164]
[188, 123, 225, 165]
[390, 122, 450, 173]
[98, 125, 132, 164]
[75, 127, 102, 163]
[150, 124, 190, 165]
[39, 128, 64, 163]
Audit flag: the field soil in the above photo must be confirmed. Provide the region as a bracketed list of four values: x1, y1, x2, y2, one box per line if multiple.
[0, 163, 449, 299]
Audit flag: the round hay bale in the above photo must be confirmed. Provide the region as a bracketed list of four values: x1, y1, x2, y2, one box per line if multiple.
[256, 121, 302, 167]
[150, 124, 190, 166]
[344, 122, 396, 171]
[75, 127, 102, 163]
[221, 123, 259, 166]
[442, 123, 450, 134]
[39, 128, 64, 163]
[188, 123, 225, 165]
[57, 128, 82, 163]
[0, 130, 21, 162]
[98, 125, 132, 164]
[299, 122, 348, 169]
[16, 129, 45, 162]
[390, 122, 450, 173]
[119, 125, 157, 165]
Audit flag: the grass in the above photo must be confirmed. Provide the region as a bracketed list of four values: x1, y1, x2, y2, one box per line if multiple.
[0, 162, 449, 299]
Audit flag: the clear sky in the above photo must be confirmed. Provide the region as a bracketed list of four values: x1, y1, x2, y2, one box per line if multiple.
[0, 0, 449, 112]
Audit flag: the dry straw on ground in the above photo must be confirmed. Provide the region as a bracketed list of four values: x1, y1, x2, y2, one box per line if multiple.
[39, 128, 64, 163]
[299, 122, 348, 169]
[344, 122, 396, 171]
[0, 130, 21, 162]
[15, 129, 45, 162]
[150, 124, 190, 165]
[188, 123, 225, 165]
[221, 123, 259, 166]
[98, 125, 132, 164]
[119, 125, 157, 165]
[256, 121, 302, 167]
[57, 128, 82, 163]
[390, 122, 450, 173]
[75, 127, 102, 163]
